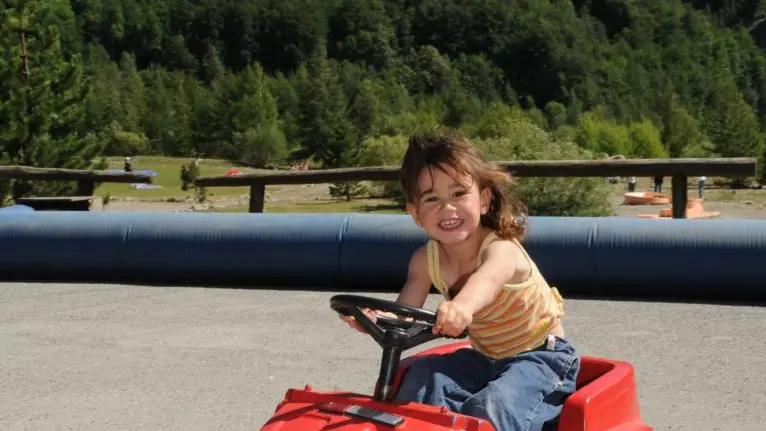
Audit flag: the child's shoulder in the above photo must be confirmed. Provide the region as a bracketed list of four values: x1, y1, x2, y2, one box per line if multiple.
[480, 233, 522, 257]
[479, 234, 533, 281]
[406, 243, 433, 278]
[410, 242, 430, 264]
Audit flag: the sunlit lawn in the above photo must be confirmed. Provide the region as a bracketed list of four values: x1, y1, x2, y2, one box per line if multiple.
[94, 156, 264, 200]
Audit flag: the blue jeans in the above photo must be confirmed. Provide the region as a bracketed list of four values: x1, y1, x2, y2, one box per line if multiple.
[394, 336, 580, 431]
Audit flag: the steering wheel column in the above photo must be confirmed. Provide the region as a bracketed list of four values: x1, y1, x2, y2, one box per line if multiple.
[330, 294, 468, 402]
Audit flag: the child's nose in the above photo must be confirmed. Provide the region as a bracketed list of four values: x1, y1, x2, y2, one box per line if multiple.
[439, 200, 457, 212]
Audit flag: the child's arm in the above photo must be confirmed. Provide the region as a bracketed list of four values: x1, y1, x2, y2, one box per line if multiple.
[395, 245, 433, 308]
[454, 240, 518, 311]
[339, 245, 432, 332]
[434, 240, 519, 336]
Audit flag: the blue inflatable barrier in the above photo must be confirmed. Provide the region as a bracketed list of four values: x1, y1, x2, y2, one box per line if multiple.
[0, 204, 34, 213]
[0, 211, 764, 301]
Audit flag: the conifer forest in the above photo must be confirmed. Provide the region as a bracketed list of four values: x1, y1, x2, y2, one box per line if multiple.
[3, 0, 766, 213]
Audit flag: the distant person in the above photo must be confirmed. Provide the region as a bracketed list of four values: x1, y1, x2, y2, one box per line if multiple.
[697, 176, 706, 199]
[627, 176, 637, 192]
[124, 157, 134, 172]
[653, 176, 663, 193]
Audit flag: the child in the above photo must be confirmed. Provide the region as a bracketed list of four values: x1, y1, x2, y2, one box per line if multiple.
[340, 132, 580, 431]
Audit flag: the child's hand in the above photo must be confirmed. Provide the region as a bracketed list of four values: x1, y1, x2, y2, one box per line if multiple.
[338, 308, 380, 333]
[433, 300, 472, 337]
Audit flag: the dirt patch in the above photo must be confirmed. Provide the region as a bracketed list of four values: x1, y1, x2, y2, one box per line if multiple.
[102, 200, 201, 212]
[103, 184, 333, 212]
[614, 200, 765, 220]
[611, 194, 766, 220]
[264, 184, 333, 205]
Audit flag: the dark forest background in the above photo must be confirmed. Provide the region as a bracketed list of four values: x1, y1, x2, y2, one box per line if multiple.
[3, 0, 766, 208]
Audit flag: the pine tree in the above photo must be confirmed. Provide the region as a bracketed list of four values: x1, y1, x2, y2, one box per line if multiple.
[295, 54, 360, 169]
[660, 92, 701, 158]
[0, 0, 105, 201]
[227, 63, 287, 167]
[704, 78, 764, 159]
[295, 51, 362, 199]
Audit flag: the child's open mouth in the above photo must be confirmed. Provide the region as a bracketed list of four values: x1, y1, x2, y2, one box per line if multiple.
[438, 218, 463, 230]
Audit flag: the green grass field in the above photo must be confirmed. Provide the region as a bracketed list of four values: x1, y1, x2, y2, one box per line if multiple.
[94, 156, 267, 200]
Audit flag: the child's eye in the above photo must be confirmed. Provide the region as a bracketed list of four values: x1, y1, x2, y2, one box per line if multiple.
[453, 190, 467, 197]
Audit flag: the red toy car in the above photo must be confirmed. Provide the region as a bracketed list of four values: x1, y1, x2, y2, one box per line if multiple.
[260, 295, 654, 431]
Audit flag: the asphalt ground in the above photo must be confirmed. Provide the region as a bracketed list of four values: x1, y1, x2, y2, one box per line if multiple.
[1, 283, 764, 431]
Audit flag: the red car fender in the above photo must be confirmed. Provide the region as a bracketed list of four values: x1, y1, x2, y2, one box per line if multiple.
[384, 342, 654, 431]
[557, 357, 653, 431]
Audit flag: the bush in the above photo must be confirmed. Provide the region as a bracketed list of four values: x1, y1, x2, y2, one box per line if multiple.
[471, 106, 614, 217]
[180, 160, 200, 192]
[358, 135, 410, 199]
[232, 125, 289, 168]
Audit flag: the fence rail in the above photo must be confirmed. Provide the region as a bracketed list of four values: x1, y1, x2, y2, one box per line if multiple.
[194, 157, 758, 218]
[0, 165, 154, 210]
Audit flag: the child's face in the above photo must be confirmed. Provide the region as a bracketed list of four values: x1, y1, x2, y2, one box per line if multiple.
[406, 164, 490, 245]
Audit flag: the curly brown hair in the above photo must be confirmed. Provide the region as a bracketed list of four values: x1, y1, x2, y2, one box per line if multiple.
[399, 130, 527, 240]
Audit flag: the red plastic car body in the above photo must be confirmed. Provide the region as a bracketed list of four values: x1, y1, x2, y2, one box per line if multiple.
[261, 295, 653, 431]
[261, 341, 653, 431]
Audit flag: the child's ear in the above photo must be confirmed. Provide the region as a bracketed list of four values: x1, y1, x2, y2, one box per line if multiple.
[406, 202, 422, 227]
[480, 187, 492, 214]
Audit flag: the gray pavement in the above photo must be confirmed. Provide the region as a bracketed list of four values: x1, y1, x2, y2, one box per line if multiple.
[1, 283, 764, 431]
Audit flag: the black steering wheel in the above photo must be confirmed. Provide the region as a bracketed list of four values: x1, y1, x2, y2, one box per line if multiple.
[330, 294, 468, 402]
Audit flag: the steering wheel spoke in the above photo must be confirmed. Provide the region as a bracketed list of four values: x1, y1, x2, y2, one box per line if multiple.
[404, 322, 431, 336]
[404, 325, 441, 349]
[347, 307, 386, 343]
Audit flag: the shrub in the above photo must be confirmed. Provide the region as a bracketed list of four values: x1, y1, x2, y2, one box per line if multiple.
[472, 106, 614, 217]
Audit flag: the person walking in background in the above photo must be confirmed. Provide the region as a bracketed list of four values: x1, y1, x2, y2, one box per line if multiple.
[697, 176, 706, 199]
[653, 176, 663, 193]
[627, 176, 637, 192]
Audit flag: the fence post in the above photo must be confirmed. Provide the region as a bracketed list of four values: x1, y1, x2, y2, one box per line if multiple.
[76, 179, 95, 196]
[249, 183, 266, 213]
[671, 175, 688, 219]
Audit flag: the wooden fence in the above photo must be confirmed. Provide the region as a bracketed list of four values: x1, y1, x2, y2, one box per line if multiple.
[194, 157, 758, 219]
[0, 165, 154, 211]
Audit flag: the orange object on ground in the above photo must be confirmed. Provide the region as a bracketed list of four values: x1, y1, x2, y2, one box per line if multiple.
[224, 168, 242, 176]
[623, 191, 671, 205]
[637, 198, 720, 219]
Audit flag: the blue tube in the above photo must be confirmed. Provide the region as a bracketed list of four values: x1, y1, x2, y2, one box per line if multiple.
[0, 204, 34, 213]
[0, 211, 763, 301]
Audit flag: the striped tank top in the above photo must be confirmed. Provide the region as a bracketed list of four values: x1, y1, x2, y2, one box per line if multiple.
[426, 231, 565, 359]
